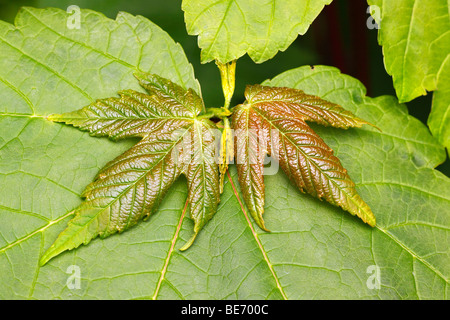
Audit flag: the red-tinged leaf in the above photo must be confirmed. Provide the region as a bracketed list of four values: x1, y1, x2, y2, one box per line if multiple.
[232, 105, 269, 231]
[40, 73, 219, 265]
[181, 119, 221, 250]
[48, 73, 201, 140]
[232, 85, 376, 229]
[246, 84, 372, 129]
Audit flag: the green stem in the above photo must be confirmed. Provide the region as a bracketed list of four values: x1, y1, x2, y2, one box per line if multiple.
[216, 60, 236, 111]
[197, 60, 236, 121]
[197, 107, 231, 120]
[215, 60, 237, 193]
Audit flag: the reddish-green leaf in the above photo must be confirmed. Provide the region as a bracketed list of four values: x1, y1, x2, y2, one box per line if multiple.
[47, 73, 202, 140]
[232, 85, 376, 229]
[232, 105, 269, 230]
[181, 119, 221, 250]
[245, 84, 372, 129]
[40, 73, 219, 265]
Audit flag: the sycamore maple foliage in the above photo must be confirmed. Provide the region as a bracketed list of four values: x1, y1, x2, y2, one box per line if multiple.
[232, 84, 376, 231]
[1, 4, 448, 301]
[40, 71, 375, 265]
[40, 72, 220, 265]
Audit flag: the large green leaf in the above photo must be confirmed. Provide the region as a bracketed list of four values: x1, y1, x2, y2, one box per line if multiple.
[0, 7, 202, 298]
[428, 56, 450, 151]
[368, 0, 450, 103]
[0, 8, 449, 300]
[182, 0, 332, 63]
[368, 0, 450, 151]
[260, 66, 449, 299]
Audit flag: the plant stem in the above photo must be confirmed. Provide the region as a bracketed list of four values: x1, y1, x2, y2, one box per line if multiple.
[196, 107, 231, 120]
[215, 60, 236, 193]
[216, 60, 236, 111]
[197, 60, 236, 120]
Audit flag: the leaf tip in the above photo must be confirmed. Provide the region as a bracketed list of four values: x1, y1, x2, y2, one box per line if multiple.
[367, 216, 376, 227]
[256, 218, 270, 232]
[38, 257, 48, 267]
[39, 249, 56, 266]
[359, 206, 376, 227]
[364, 120, 382, 132]
[132, 70, 146, 81]
[179, 232, 198, 251]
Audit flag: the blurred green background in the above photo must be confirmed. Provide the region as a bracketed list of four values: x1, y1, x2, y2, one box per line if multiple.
[0, 0, 448, 175]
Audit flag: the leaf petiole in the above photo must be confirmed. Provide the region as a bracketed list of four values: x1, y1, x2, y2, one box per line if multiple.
[216, 60, 236, 111]
[197, 107, 232, 120]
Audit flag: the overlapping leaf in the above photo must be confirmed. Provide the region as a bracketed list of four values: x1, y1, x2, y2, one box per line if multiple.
[368, 0, 450, 103]
[232, 85, 376, 230]
[1, 7, 449, 300]
[232, 106, 268, 230]
[47, 73, 202, 140]
[428, 56, 450, 151]
[182, 0, 332, 63]
[40, 73, 220, 265]
[182, 119, 221, 249]
[368, 0, 450, 151]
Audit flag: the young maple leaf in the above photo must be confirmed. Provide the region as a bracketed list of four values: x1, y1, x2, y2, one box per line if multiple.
[40, 74, 376, 266]
[231, 84, 376, 231]
[40, 73, 220, 265]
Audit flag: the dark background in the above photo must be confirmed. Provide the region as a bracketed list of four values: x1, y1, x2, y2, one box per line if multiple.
[1, 0, 448, 175]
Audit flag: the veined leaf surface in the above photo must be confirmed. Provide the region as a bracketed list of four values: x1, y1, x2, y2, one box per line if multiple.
[368, 0, 450, 152]
[368, 0, 450, 103]
[0, 7, 448, 299]
[428, 56, 450, 152]
[182, 0, 332, 63]
[232, 85, 376, 230]
[232, 105, 268, 230]
[40, 74, 219, 265]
